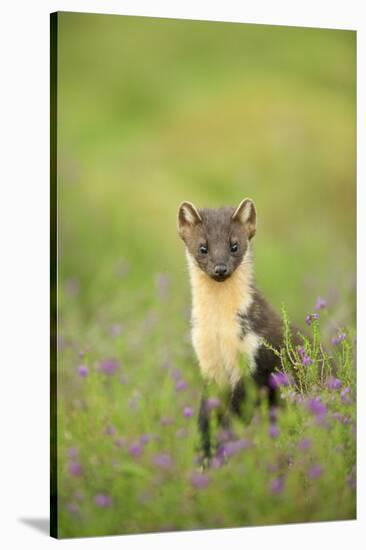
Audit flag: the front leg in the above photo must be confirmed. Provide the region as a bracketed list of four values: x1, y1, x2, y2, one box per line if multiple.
[198, 392, 212, 464]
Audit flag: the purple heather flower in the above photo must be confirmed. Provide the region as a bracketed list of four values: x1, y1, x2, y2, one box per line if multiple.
[176, 427, 188, 438]
[298, 346, 313, 366]
[160, 416, 174, 426]
[217, 428, 234, 444]
[114, 437, 125, 447]
[341, 386, 352, 404]
[104, 425, 116, 436]
[222, 439, 250, 457]
[190, 472, 210, 489]
[269, 372, 290, 389]
[183, 406, 194, 418]
[211, 456, 224, 469]
[94, 494, 112, 508]
[175, 379, 188, 391]
[206, 397, 221, 411]
[129, 441, 143, 458]
[66, 502, 79, 514]
[269, 424, 280, 439]
[153, 453, 172, 470]
[67, 447, 78, 458]
[331, 332, 347, 346]
[298, 438, 311, 451]
[315, 296, 327, 310]
[347, 470, 356, 489]
[306, 313, 319, 325]
[326, 376, 342, 391]
[270, 476, 285, 495]
[140, 434, 151, 445]
[269, 407, 278, 422]
[68, 461, 82, 477]
[302, 355, 313, 366]
[307, 397, 327, 418]
[99, 358, 119, 375]
[77, 364, 88, 377]
[170, 368, 182, 380]
[155, 272, 171, 301]
[308, 464, 324, 479]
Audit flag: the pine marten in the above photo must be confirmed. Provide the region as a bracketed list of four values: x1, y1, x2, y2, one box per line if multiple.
[177, 198, 300, 458]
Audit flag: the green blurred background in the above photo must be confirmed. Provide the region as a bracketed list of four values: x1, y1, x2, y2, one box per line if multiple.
[55, 12, 356, 537]
[58, 12, 356, 325]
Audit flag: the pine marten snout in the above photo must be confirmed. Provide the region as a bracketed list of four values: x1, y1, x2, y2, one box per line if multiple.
[178, 198, 300, 460]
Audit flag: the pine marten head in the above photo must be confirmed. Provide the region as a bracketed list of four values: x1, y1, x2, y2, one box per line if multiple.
[178, 199, 256, 282]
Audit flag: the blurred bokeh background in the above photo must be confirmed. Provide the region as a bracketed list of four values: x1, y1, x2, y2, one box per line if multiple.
[55, 13, 356, 537]
[58, 12, 355, 323]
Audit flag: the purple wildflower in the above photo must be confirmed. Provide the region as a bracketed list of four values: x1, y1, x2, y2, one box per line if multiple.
[307, 397, 327, 418]
[298, 346, 313, 366]
[190, 472, 210, 489]
[155, 272, 171, 301]
[347, 469, 356, 489]
[315, 297, 327, 310]
[306, 313, 319, 325]
[211, 456, 224, 469]
[176, 427, 188, 438]
[175, 379, 188, 391]
[153, 453, 172, 470]
[298, 438, 311, 451]
[270, 476, 285, 495]
[183, 406, 194, 418]
[206, 397, 221, 411]
[160, 416, 174, 426]
[341, 386, 352, 404]
[217, 428, 234, 444]
[94, 494, 112, 508]
[331, 332, 347, 346]
[114, 437, 125, 447]
[170, 368, 182, 381]
[222, 439, 250, 457]
[269, 372, 290, 389]
[308, 464, 324, 479]
[78, 365, 88, 377]
[128, 441, 143, 458]
[99, 358, 119, 375]
[104, 425, 116, 436]
[326, 376, 342, 391]
[66, 502, 79, 514]
[68, 461, 82, 477]
[302, 355, 313, 366]
[67, 447, 78, 458]
[269, 424, 280, 439]
[140, 434, 151, 445]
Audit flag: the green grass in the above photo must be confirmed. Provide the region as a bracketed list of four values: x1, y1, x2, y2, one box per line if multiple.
[55, 12, 356, 537]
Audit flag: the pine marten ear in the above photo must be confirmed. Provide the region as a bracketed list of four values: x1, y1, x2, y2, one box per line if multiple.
[232, 198, 256, 239]
[178, 201, 202, 237]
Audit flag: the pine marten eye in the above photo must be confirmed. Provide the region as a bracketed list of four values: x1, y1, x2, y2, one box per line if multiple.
[199, 244, 208, 255]
[230, 242, 239, 253]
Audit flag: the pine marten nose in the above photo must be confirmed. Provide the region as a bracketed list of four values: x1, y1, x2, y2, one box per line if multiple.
[214, 264, 228, 277]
